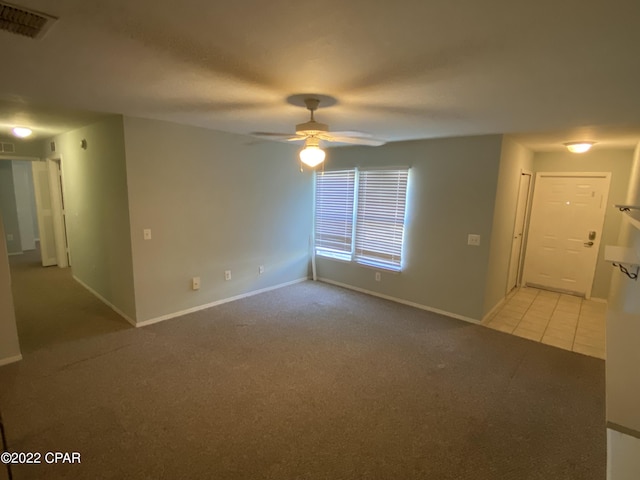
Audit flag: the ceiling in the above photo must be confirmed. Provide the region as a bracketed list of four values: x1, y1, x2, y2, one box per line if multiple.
[1, 0, 640, 152]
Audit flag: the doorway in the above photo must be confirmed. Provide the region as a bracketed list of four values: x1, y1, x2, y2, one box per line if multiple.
[522, 172, 611, 298]
[506, 171, 532, 293]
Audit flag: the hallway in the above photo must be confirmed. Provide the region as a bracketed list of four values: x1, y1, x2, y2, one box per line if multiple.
[9, 248, 131, 355]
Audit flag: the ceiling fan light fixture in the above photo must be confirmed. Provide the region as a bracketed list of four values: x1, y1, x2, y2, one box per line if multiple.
[299, 137, 325, 167]
[564, 141, 595, 153]
[12, 126, 32, 138]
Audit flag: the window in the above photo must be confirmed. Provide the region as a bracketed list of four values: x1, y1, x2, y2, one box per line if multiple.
[314, 168, 409, 271]
[314, 169, 356, 261]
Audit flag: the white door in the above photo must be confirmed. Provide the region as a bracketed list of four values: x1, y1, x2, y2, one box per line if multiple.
[47, 159, 69, 268]
[31, 161, 58, 266]
[506, 172, 532, 293]
[523, 172, 610, 297]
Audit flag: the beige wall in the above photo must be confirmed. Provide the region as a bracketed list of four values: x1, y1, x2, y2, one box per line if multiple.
[606, 143, 640, 477]
[0, 135, 42, 159]
[483, 136, 534, 315]
[123, 117, 313, 323]
[47, 116, 137, 320]
[532, 148, 634, 299]
[316, 134, 504, 321]
[0, 210, 21, 365]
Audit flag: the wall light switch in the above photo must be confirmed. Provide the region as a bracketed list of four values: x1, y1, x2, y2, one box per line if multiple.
[6, 234, 13, 241]
[143, 229, 152, 240]
[259, 265, 265, 275]
[467, 234, 481, 246]
[224, 270, 232, 281]
[375, 272, 381, 281]
[192, 277, 200, 290]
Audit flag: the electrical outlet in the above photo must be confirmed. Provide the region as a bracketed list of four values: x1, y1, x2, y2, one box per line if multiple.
[192, 277, 200, 290]
[467, 234, 481, 246]
[224, 270, 232, 281]
[375, 272, 381, 281]
[143, 229, 152, 240]
[259, 265, 265, 275]
[6, 234, 13, 241]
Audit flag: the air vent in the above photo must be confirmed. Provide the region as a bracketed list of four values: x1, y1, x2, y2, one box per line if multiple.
[1, 142, 15, 153]
[0, 2, 57, 39]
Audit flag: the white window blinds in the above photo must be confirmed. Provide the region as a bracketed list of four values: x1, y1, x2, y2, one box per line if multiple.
[355, 169, 408, 271]
[314, 170, 355, 260]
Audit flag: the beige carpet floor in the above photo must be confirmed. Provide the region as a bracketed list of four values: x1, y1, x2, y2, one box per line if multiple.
[0, 251, 605, 479]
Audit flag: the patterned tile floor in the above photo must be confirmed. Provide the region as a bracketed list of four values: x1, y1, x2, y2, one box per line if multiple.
[483, 287, 606, 359]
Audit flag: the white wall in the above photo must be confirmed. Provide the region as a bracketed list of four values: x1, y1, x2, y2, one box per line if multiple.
[0, 210, 22, 365]
[483, 136, 534, 315]
[315, 134, 504, 321]
[123, 116, 313, 323]
[47, 116, 137, 320]
[606, 143, 640, 479]
[532, 148, 634, 299]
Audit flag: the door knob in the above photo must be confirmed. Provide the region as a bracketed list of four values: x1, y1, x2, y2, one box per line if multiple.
[584, 241, 594, 247]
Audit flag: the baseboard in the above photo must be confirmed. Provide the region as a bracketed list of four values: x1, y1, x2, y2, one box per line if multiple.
[318, 278, 480, 324]
[590, 297, 608, 304]
[7, 251, 23, 256]
[0, 354, 23, 367]
[135, 277, 310, 328]
[72, 275, 137, 327]
[481, 297, 506, 324]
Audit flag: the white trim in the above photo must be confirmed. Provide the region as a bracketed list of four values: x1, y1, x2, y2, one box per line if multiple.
[0, 154, 40, 162]
[0, 354, 23, 367]
[482, 296, 507, 324]
[135, 277, 309, 327]
[7, 251, 23, 256]
[318, 277, 480, 324]
[590, 297, 608, 304]
[73, 275, 137, 327]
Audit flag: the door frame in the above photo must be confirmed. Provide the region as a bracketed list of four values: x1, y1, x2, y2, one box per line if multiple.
[46, 155, 71, 268]
[506, 169, 533, 294]
[522, 171, 611, 299]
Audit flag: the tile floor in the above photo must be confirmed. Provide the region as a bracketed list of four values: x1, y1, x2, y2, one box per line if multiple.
[483, 287, 606, 359]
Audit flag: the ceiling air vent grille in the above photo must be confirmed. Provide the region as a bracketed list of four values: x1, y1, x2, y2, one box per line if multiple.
[1, 142, 15, 153]
[0, 2, 57, 39]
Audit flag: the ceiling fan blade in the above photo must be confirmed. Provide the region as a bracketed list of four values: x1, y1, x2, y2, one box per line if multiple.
[328, 131, 374, 138]
[250, 132, 306, 142]
[251, 132, 297, 137]
[326, 135, 386, 147]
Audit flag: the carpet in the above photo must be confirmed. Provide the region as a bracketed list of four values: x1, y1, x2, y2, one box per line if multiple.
[0, 252, 605, 479]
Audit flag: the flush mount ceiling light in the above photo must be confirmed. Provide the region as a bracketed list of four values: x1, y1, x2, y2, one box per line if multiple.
[12, 126, 32, 138]
[299, 137, 326, 167]
[564, 141, 595, 153]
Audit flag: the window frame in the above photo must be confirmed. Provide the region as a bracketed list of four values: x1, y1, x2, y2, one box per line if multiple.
[314, 166, 409, 272]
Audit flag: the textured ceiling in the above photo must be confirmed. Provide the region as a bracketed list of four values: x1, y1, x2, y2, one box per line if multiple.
[1, 0, 640, 151]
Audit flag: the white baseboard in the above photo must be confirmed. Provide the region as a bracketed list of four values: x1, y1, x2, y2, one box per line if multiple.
[482, 297, 506, 324]
[72, 275, 137, 327]
[591, 297, 608, 304]
[0, 354, 23, 367]
[7, 251, 23, 256]
[135, 277, 310, 328]
[318, 278, 480, 324]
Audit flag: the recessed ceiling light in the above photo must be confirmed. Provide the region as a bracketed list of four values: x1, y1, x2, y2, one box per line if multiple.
[12, 127, 33, 138]
[564, 141, 595, 153]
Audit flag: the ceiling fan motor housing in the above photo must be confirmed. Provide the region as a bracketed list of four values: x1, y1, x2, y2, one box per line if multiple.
[296, 120, 329, 136]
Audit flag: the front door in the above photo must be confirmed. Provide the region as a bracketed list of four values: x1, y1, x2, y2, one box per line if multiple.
[522, 172, 610, 297]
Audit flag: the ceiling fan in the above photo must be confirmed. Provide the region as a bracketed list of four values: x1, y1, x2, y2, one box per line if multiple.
[252, 96, 386, 167]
